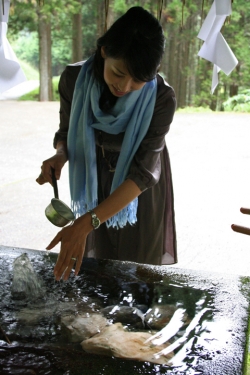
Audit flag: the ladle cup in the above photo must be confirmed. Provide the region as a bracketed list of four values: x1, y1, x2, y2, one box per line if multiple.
[45, 168, 75, 227]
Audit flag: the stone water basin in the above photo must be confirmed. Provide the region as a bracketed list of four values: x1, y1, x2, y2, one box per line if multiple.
[0, 245, 249, 374]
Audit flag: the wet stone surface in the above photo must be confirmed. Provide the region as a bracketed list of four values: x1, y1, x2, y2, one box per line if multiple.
[0, 245, 250, 375]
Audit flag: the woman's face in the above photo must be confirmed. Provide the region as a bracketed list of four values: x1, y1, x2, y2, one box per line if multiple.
[101, 47, 146, 97]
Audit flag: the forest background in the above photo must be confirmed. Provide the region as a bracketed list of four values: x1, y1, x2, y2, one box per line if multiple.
[7, 0, 250, 111]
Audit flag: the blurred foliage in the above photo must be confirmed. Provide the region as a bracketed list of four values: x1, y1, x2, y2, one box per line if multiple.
[222, 90, 250, 112]
[12, 31, 39, 69]
[177, 106, 213, 113]
[19, 59, 39, 80]
[9, 1, 97, 76]
[6, 0, 250, 108]
[19, 76, 60, 101]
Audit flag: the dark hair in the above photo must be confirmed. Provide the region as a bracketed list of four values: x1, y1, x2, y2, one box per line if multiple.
[93, 6, 165, 84]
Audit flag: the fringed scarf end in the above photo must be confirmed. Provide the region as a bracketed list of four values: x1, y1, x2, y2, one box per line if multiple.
[106, 198, 138, 229]
[71, 199, 98, 218]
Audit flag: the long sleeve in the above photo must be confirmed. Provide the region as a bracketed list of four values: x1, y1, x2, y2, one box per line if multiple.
[127, 75, 176, 191]
[53, 64, 82, 148]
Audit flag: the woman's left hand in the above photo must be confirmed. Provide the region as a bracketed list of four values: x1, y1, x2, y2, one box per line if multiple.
[46, 216, 92, 281]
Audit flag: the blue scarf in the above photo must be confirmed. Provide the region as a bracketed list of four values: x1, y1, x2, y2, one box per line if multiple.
[67, 55, 157, 228]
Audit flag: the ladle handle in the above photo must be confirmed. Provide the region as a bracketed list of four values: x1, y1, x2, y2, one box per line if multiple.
[51, 167, 59, 199]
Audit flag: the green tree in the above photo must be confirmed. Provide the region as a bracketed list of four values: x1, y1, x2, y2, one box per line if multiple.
[7, 0, 250, 107]
[9, 0, 86, 100]
[219, 0, 250, 99]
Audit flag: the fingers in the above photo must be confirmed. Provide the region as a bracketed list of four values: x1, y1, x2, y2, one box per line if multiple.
[54, 244, 81, 281]
[38, 163, 54, 185]
[36, 154, 65, 186]
[52, 235, 86, 281]
[46, 231, 62, 250]
[60, 257, 79, 281]
[46, 231, 70, 280]
[58, 260, 73, 281]
[36, 167, 51, 185]
[36, 172, 47, 185]
[74, 240, 86, 276]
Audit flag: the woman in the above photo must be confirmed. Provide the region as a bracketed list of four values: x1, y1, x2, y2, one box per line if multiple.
[37, 6, 177, 281]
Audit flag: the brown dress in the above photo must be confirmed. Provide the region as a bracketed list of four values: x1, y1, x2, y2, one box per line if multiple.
[53, 62, 177, 265]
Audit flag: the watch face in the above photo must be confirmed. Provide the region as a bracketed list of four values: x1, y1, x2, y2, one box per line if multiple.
[92, 215, 100, 229]
[93, 217, 100, 228]
[89, 210, 100, 229]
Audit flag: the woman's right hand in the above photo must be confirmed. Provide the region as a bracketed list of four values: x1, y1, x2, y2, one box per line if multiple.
[36, 142, 68, 185]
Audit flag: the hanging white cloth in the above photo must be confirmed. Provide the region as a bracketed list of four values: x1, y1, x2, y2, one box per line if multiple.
[197, 0, 238, 94]
[0, 0, 27, 94]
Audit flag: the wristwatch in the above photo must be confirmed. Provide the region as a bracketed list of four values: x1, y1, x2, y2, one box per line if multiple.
[88, 210, 101, 230]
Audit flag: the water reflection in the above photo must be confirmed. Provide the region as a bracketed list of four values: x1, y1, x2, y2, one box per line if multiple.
[0, 250, 248, 374]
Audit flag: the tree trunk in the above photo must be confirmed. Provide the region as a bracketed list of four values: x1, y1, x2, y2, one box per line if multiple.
[72, 12, 83, 63]
[209, 86, 218, 111]
[178, 34, 189, 108]
[229, 84, 238, 97]
[96, 0, 105, 38]
[106, 0, 114, 30]
[167, 31, 178, 103]
[38, 13, 52, 101]
[188, 20, 200, 106]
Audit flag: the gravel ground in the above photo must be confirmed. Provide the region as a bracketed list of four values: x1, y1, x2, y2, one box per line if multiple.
[1, 101, 250, 276]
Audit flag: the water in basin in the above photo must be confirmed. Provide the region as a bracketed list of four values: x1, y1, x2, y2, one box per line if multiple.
[0, 247, 249, 375]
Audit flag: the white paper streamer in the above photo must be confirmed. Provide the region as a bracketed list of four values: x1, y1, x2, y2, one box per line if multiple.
[197, 0, 238, 94]
[0, 0, 27, 94]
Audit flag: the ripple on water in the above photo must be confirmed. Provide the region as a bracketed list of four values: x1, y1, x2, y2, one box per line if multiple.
[0, 250, 248, 375]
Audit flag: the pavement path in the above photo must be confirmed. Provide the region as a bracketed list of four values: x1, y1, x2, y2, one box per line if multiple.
[0, 101, 250, 276]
